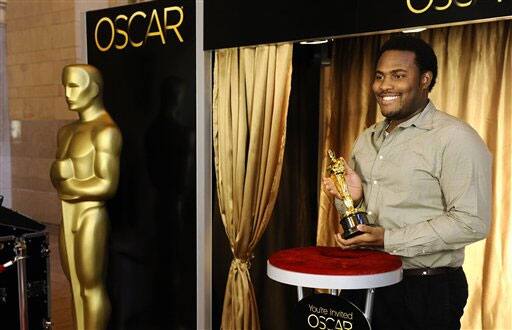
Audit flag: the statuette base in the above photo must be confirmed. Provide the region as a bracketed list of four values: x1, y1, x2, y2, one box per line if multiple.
[340, 212, 369, 239]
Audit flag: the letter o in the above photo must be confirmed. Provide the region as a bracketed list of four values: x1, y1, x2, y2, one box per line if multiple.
[308, 314, 320, 328]
[95, 17, 115, 52]
[406, 0, 434, 14]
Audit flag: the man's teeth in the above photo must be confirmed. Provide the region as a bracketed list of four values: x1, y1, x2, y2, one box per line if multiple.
[382, 96, 399, 101]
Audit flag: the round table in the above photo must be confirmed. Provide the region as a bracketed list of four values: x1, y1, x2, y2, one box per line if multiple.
[267, 246, 402, 322]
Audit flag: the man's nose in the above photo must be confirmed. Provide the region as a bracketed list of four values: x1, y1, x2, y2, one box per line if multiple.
[378, 76, 393, 91]
[65, 87, 71, 98]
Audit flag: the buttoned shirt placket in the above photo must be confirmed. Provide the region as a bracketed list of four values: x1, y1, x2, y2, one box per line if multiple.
[365, 121, 399, 223]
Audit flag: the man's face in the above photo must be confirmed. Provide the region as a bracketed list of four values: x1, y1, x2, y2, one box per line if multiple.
[62, 68, 96, 111]
[372, 50, 429, 121]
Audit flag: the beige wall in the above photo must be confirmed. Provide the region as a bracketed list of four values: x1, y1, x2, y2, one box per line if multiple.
[5, 0, 110, 224]
[7, 1, 78, 120]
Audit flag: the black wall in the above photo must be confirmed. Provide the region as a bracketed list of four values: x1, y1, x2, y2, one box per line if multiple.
[86, 1, 196, 329]
[205, 0, 512, 49]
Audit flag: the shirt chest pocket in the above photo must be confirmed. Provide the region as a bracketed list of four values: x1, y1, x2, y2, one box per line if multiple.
[383, 147, 440, 194]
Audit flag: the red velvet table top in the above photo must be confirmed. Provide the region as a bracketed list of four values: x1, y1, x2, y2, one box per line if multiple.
[269, 246, 402, 276]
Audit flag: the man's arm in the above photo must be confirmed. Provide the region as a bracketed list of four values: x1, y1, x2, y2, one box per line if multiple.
[58, 125, 122, 200]
[383, 127, 492, 257]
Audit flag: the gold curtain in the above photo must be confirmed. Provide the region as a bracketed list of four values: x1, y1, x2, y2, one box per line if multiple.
[213, 44, 293, 330]
[317, 20, 512, 329]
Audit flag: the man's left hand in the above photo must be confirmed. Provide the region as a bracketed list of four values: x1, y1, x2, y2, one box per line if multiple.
[335, 224, 385, 249]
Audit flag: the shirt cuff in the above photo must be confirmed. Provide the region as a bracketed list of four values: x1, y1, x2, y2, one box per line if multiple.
[384, 226, 438, 257]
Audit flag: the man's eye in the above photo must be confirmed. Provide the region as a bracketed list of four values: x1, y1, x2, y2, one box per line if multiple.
[375, 75, 383, 80]
[393, 74, 405, 79]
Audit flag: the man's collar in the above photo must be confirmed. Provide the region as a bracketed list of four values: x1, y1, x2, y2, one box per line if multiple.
[369, 120, 387, 134]
[397, 100, 436, 130]
[370, 100, 436, 133]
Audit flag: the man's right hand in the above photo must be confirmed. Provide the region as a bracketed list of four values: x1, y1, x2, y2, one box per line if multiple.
[322, 177, 342, 199]
[322, 159, 363, 203]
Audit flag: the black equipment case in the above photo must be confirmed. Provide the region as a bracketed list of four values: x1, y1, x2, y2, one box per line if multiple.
[0, 200, 51, 330]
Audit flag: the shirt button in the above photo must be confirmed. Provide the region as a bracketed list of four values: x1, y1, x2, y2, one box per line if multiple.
[367, 211, 373, 215]
[379, 155, 384, 160]
[373, 180, 378, 185]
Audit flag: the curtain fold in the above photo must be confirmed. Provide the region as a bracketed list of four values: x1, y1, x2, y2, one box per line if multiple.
[213, 44, 293, 330]
[317, 20, 512, 329]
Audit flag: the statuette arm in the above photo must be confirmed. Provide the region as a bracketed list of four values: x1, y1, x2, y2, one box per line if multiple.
[58, 126, 122, 201]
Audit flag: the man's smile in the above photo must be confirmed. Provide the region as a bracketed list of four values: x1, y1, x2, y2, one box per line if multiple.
[378, 94, 401, 105]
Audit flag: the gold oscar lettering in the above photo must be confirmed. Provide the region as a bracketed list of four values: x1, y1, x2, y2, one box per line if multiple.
[115, 14, 129, 50]
[95, 17, 115, 52]
[146, 9, 166, 44]
[164, 6, 184, 43]
[434, 0, 452, 10]
[406, 0, 434, 14]
[93, 6, 185, 52]
[406, 0, 485, 13]
[455, 0, 473, 7]
[128, 11, 147, 48]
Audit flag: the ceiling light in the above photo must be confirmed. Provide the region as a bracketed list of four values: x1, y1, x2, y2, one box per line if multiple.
[300, 39, 329, 45]
[402, 27, 427, 33]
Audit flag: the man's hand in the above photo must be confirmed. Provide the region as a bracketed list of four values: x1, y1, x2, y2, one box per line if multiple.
[322, 158, 363, 203]
[334, 224, 385, 249]
[322, 177, 342, 199]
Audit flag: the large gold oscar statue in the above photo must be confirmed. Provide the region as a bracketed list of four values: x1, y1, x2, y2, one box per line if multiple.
[50, 64, 121, 330]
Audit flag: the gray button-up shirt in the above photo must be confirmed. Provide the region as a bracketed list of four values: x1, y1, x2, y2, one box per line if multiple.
[337, 101, 492, 269]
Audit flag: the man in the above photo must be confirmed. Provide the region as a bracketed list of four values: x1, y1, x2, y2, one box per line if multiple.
[50, 64, 122, 330]
[323, 36, 491, 329]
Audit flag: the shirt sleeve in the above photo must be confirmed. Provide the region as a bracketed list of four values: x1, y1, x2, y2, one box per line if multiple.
[384, 126, 492, 257]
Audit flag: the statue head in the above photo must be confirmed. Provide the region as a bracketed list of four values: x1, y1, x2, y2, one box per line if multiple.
[62, 64, 104, 112]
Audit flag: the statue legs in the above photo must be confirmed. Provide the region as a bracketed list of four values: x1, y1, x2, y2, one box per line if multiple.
[60, 202, 111, 330]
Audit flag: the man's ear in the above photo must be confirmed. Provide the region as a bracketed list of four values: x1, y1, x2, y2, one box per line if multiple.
[421, 71, 433, 91]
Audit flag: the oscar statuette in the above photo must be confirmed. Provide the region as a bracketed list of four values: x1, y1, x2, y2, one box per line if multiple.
[327, 149, 370, 239]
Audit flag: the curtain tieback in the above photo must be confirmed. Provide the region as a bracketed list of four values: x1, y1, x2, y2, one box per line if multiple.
[231, 256, 254, 270]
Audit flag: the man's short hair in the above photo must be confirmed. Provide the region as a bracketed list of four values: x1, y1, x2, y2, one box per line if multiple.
[378, 36, 438, 92]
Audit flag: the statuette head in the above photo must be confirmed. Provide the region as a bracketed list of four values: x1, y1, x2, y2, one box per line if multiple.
[62, 64, 103, 112]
